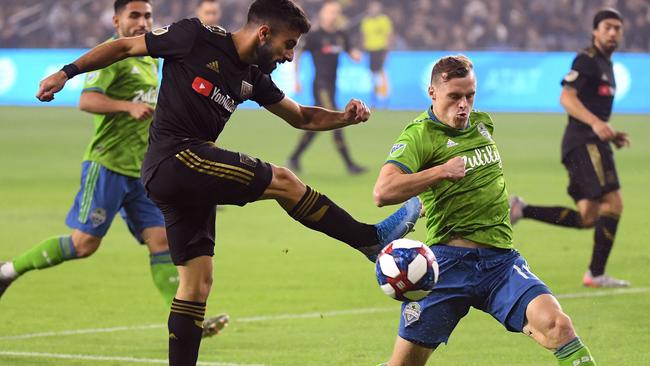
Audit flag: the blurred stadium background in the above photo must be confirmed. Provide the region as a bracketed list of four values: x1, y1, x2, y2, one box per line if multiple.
[0, 1, 649, 365]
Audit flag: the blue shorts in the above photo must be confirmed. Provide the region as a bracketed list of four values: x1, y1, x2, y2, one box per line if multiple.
[398, 245, 552, 349]
[65, 161, 165, 243]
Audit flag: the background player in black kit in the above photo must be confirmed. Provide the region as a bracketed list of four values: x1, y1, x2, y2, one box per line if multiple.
[510, 9, 630, 288]
[36, 1, 421, 365]
[287, 0, 367, 175]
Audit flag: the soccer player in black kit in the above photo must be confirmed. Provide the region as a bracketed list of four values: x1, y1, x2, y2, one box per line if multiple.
[36, 1, 421, 364]
[510, 9, 630, 288]
[287, 0, 367, 174]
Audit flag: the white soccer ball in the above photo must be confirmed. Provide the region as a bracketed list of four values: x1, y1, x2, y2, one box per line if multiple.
[375, 238, 439, 301]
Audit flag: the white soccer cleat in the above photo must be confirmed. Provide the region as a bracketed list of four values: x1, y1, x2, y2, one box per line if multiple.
[509, 195, 527, 225]
[583, 271, 630, 288]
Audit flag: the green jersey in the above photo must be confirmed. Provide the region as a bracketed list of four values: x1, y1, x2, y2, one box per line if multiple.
[81, 41, 159, 178]
[385, 108, 513, 249]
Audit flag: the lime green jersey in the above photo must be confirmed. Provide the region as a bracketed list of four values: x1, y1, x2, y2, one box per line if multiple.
[385, 108, 513, 249]
[81, 41, 159, 178]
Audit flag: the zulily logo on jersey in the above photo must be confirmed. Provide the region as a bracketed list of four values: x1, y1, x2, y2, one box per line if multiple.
[191, 76, 236, 113]
[461, 145, 502, 173]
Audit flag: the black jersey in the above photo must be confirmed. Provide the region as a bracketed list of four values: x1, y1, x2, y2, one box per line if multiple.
[560, 46, 616, 158]
[303, 28, 351, 83]
[142, 18, 285, 170]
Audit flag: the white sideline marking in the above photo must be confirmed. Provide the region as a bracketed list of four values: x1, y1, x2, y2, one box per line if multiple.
[0, 351, 266, 366]
[1, 287, 647, 342]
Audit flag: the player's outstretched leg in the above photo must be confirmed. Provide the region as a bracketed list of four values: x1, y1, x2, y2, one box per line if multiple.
[0, 235, 83, 299]
[523, 294, 597, 366]
[262, 166, 421, 262]
[509, 196, 584, 228]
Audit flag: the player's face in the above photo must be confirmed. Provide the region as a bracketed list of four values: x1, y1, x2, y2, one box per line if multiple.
[197, 2, 221, 26]
[114, 1, 153, 38]
[593, 19, 623, 54]
[429, 72, 476, 128]
[255, 27, 301, 74]
[320, 2, 342, 29]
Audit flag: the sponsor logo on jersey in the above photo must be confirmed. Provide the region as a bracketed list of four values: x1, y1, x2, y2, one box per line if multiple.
[132, 87, 157, 104]
[598, 84, 615, 97]
[461, 145, 502, 173]
[446, 139, 458, 148]
[403, 302, 421, 327]
[152, 26, 169, 36]
[192, 76, 213, 97]
[240, 80, 253, 99]
[477, 123, 493, 142]
[191, 76, 237, 113]
[564, 69, 579, 83]
[206, 60, 220, 73]
[601, 73, 609, 82]
[131, 65, 140, 74]
[90, 208, 107, 228]
[389, 143, 407, 158]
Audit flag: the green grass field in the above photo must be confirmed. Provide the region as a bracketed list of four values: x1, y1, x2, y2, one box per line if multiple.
[0, 107, 648, 366]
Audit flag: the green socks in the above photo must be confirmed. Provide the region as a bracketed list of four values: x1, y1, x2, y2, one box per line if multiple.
[13, 236, 77, 275]
[150, 250, 179, 307]
[555, 337, 596, 366]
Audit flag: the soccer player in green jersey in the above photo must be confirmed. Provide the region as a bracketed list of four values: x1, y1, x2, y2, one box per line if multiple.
[372, 55, 597, 366]
[0, 0, 227, 338]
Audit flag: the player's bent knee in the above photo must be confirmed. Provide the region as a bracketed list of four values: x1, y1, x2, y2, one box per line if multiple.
[71, 232, 102, 258]
[269, 166, 304, 196]
[542, 313, 576, 349]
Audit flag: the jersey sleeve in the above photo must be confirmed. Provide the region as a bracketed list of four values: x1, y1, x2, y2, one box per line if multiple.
[384, 125, 426, 174]
[144, 18, 198, 60]
[82, 63, 118, 94]
[561, 53, 596, 92]
[249, 68, 285, 106]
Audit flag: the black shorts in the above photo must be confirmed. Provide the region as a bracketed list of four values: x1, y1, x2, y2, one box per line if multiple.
[369, 50, 387, 72]
[144, 142, 273, 264]
[313, 80, 336, 109]
[562, 142, 620, 202]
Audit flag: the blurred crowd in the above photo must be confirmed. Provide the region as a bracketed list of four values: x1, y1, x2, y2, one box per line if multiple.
[1, 0, 648, 51]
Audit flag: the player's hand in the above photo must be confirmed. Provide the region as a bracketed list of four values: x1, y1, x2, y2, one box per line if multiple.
[343, 99, 370, 124]
[440, 156, 466, 181]
[612, 131, 630, 149]
[36, 71, 68, 102]
[592, 121, 615, 141]
[128, 103, 155, 121]
[349, 49, 363, 63]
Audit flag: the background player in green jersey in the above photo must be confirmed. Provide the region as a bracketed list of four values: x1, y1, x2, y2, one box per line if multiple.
[372, 55, 597, 366]
[0, 0, 227, 338]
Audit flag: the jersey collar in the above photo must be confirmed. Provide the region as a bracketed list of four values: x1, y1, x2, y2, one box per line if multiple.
[427, 106, 470, 130]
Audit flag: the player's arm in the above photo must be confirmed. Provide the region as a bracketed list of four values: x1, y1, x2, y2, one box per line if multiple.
[79, 92, 154, 121]
[36, 36, 148, 102]
[560, 85, 615, 141]
[373, 158, 464, 207]
[265, 96, 370, 131]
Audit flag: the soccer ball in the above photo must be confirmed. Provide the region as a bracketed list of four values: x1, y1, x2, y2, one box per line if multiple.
[375, 238, 439, 301]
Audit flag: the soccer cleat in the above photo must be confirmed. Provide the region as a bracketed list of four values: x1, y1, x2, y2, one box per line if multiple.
[583, 271, 630, 288]
[347, 164, 368, 175]
[286, 158, 301, 174]
[0, 262, 15, 299]
[363, 196, 422, 262]
[509, 195, 527, 225]
[201, 313, 230, 338]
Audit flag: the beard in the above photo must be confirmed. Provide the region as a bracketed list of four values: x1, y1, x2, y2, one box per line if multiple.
[255, 42, 278, 74]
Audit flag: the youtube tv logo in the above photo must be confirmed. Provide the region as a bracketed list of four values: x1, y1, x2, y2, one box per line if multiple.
[192, 76, 213, 97]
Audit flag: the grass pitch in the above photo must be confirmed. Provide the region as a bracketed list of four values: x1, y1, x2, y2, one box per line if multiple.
[0, 107, 648, 365]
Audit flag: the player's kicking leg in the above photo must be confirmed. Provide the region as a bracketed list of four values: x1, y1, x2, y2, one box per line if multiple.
[261, 165, 421, 262]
